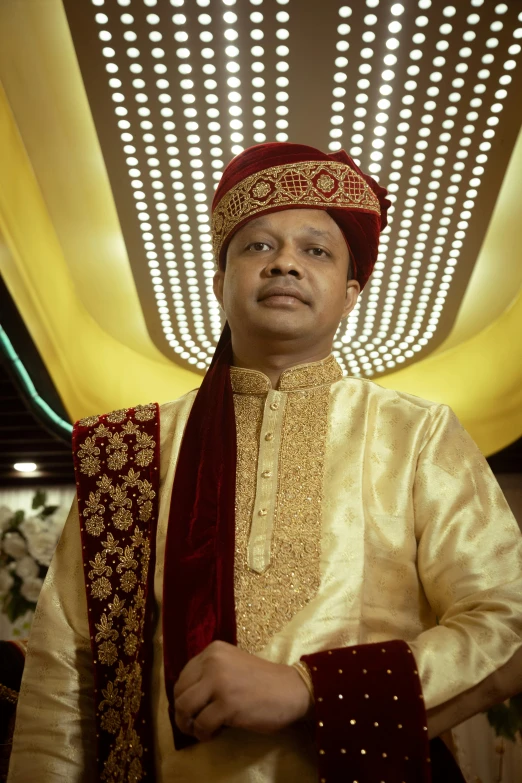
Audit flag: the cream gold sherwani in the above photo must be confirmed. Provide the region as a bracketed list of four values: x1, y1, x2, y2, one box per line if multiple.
[8, 356, 522, 782]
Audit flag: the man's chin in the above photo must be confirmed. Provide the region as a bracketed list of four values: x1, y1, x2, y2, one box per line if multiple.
[228, 307, 315, 342]
[248, 316, 311, 342]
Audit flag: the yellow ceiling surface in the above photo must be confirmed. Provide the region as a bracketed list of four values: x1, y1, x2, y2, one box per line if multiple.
[0, 0, 521, 456]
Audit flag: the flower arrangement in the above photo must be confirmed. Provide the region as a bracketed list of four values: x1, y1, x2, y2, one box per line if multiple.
[0, 491, 67, 623]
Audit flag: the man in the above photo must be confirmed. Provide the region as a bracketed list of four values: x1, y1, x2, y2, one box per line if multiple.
[8, 143, 522, 783]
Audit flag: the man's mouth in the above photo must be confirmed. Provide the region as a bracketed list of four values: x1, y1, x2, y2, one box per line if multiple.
[258, 286, 308, 304]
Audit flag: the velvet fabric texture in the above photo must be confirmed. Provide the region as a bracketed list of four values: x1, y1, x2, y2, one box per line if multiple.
[163, 323, 238, 750]
[302, 641, 466, 782]
[211, 142, 391, 290]
[430, 738, 467, 783]
[302, 641, 433, 782]
[0, 641, 25, 782]
[72, 405, 161, 780]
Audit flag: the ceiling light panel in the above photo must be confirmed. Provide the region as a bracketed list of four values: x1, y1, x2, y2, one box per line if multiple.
[67, 0, 522, 378]
[329, 0, 522, 377]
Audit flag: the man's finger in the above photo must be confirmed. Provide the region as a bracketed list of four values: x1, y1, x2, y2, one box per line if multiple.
[174, 653, 204, 700]
[174, 680, 213, 735]
[174, 713, 194, 737]
[192, 700, 228, 742]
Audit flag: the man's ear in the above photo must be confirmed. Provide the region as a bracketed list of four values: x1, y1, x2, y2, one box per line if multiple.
[341, 279, 360, 320]
[213, 269, 225, 310]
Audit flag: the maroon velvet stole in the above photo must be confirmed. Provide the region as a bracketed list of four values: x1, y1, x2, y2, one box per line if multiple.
[162, 324, 238, 750]
[73, 403, 160, 782]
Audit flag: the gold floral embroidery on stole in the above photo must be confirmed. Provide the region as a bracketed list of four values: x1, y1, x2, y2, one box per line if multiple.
[73, 404, 159, 783]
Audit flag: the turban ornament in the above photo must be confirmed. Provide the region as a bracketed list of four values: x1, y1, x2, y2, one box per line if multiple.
[162, 144, 390, 749]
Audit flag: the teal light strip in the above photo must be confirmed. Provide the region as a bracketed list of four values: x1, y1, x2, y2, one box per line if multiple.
[0, 323, 73, 435]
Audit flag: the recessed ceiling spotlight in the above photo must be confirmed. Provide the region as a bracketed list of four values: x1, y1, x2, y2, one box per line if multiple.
[14, 462, 37, 473]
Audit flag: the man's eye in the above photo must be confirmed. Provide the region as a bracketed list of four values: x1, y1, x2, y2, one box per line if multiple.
[309, 247, 328, 257]
[248, 242, 270, 252]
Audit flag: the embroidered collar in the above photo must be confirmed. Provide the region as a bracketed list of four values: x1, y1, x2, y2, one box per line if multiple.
[230, 354, 343, 394]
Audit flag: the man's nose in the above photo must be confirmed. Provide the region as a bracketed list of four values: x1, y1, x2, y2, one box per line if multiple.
[265, 248, 303, 278]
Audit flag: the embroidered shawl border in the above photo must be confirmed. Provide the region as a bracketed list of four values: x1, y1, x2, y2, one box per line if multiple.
[73, 403, 160, 782]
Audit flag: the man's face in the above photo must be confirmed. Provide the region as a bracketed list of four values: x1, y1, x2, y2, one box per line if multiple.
[213, 208, 360, 346]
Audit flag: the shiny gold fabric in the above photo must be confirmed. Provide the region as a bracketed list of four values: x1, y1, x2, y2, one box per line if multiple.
[9, 357, 522, 782]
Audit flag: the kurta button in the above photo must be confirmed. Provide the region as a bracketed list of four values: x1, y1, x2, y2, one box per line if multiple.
[258, 509, 268, 516]
[270, 401, 279, 410]
[265, 432, 274, 441]
[262, 470, 272, 478]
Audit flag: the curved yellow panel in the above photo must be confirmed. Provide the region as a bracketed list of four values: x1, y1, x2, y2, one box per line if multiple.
[433, 124, 522, 353]
[0, 0, 160, 360]
[0, 81, 201, 419]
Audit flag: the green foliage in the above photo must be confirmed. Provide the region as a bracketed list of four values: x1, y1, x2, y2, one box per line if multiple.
[32, 490, 58, 519]
[511, 693, 522, 717]
[10, 510, 24, 529]
[486, 698, 522, 743]
[32, 490, 47, 510]
[2, 575, 34, 623]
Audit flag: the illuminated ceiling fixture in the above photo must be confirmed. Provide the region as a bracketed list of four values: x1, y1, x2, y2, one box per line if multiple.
[250, 5, 267, 144]
[72, 0, 522, 379]
[223, 3, 244, 157]
[14, 463, 37, 473]
[274, 4, 291, 141]
[330, 0, 521, 378]
[328, 8, 352, 154]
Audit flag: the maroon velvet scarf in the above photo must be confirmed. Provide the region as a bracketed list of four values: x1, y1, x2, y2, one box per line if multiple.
[162, 323, 237, 749]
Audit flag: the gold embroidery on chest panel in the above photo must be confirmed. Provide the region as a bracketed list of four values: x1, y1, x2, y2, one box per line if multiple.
[235, 386, 330, 653]
[233, 393, 265, 643]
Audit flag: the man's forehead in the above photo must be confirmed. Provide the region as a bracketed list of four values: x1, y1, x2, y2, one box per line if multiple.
[236, 210, 342, 239]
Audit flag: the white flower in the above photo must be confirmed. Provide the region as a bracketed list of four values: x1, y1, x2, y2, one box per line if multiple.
[20, 515, 44, 541]
[15, 555, 39, 581]
[0, 506, 13, 534]
[0, 567, 14, 595]
[2, 532, 27, 560]
[46, 507, 69, 533]
[28, 530, 59, 567]
[20, 576, 44, 603]
[21, 516, 61, 567]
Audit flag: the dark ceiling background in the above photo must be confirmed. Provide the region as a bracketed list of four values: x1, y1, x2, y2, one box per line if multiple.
[0, 274, 74, 487]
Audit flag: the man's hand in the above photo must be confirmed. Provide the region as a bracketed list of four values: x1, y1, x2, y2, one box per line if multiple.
[174, 640, 312, 742]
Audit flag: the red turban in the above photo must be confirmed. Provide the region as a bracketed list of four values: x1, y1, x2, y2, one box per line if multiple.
[211, 142, 391, 289]
[163, 145, 390, 751]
